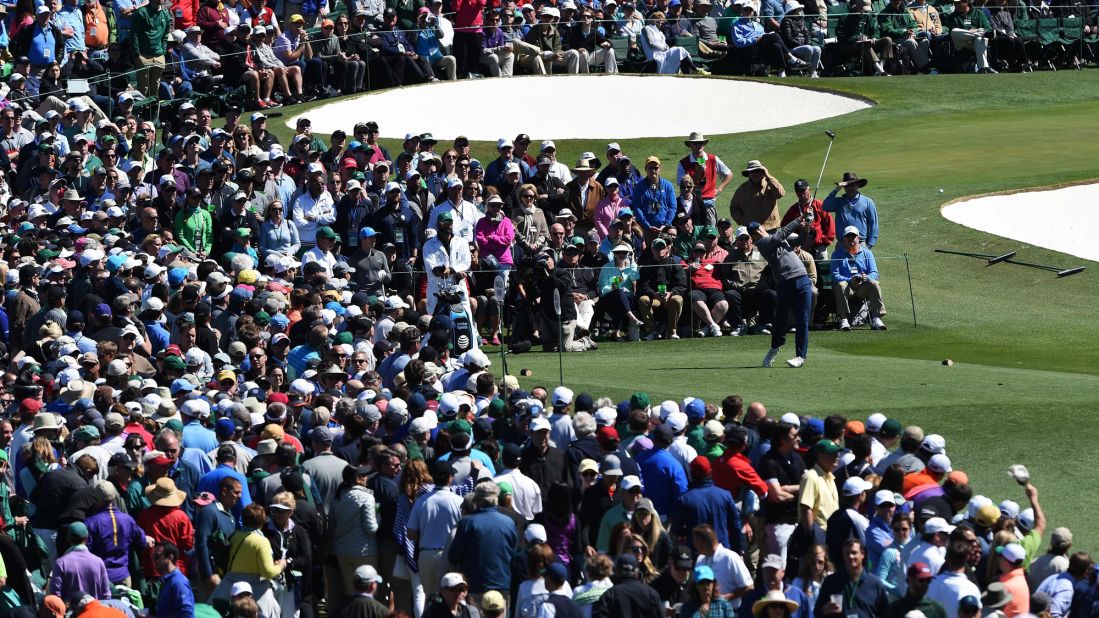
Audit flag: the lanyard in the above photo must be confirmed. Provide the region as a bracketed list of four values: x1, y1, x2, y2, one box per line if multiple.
[846, 572, 862, 608]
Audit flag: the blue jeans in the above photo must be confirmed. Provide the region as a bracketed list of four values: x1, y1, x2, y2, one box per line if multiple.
[771, 275, 812, 359]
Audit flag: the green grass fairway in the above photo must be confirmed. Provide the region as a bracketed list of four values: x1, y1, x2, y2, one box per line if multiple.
[273, 71, 1099, 548]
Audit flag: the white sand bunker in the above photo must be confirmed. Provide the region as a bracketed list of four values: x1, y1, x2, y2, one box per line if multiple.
[291, 75, 870, 141]
[942, 183, 1099, 263]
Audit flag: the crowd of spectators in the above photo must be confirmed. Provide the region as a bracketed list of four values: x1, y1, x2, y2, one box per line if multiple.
[0, 4, 1086, 612]
[1, 0, 1090, 125]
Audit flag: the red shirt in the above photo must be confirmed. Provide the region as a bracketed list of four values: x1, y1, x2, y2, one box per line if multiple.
[713, 451, 768, 497]
[453, 0, 487, 30]
[137, 505, 194, 578]
[686, 247, 727, 291]
[122, 422, 154, 448]
[780, 199, 835, 250]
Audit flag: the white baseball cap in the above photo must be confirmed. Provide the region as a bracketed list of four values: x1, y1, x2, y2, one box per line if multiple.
[666, 412, 688, 434]
[530, 417, 551, 433]
[923, 517, 955, 535]
[873, 489, 897, 506]
[928, 453, 952, 474]
[866, 412, 887, 433]
[620, 475, 643, 491]
[230, 581, 253, 597]
[998, 543, 1026, 564]
[842, 476, 872, 497]
[524, 523, 548, 543]
[780, 412, 801, 427]
[552, 386, 573, 407]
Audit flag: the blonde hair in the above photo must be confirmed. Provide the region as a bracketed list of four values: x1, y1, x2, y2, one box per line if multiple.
[271, 491, 296, 512]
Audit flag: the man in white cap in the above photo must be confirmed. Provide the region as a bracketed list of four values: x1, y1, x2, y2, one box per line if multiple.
[343, 564, 388, 617]
[428, 177, 482, 242]
[484, 137, 531, 186]
[902, 517, 953, 575]
[825, 476, 872, 569]
[830, 225, 886, 331]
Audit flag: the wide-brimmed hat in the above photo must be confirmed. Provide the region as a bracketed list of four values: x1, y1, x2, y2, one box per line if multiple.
[839, 171, 868, 188]
[685, 131, 708, 146]
[145, 477, 187, 507]
[571, 160, 595, 173]
[60, 379, 96, 404]
[982, 582, 1013, 610]
[742, 160, 766, 176]
[752, 591, 800, 617]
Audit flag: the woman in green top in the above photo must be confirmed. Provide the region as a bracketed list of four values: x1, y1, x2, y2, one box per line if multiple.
[212, 504, 293, 618]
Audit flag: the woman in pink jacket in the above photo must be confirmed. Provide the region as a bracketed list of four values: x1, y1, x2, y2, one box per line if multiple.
[474, 193, 515, 345]
[593, 177, 631, 241]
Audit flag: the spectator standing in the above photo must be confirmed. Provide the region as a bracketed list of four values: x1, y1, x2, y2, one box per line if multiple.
[730, 160, 785, 231]
[821, 173, 879, 249]
[130, 0, 173, 96]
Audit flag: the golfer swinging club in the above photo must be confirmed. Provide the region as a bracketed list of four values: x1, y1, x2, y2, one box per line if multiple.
[751, 215, 814, 368]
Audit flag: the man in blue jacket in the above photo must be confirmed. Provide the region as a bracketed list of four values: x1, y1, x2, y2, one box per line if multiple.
[830, 225, 886, 331]
[636, 424, 689, 519]
[674, 455, 743, 551]
[632, 156, 677, 237]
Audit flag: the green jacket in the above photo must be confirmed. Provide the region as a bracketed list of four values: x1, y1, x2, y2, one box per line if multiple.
[942, 7, 990, 31]
[174, 206, 214, 256]
[885, 596, 948, 618]
[672, 226, 700, 259]
[837, 12, 880, 43]
[877, 8, 917, 38]
[389, 0, 424, 32]
[130, 3, 171, 57]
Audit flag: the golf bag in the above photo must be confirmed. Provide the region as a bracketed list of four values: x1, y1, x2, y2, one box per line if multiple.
[434, 280, 476, 354]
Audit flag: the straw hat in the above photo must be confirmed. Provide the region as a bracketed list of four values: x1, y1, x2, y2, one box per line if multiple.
[685, 131, 709, 146]
[752, 591, 800, 617]
[145, 477, 187, 507]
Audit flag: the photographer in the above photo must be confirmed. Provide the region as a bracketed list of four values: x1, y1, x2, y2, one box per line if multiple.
[535, 251, 591, 353]
[264, 492, 313, 617]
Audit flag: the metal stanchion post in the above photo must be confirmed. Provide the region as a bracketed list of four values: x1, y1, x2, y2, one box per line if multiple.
[904, 253, 917, 329]
[553, 288, 563, 386]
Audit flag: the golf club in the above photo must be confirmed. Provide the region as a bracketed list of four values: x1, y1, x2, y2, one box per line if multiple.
[934, 248, 1017, 265]
[1004, 259, 1086, 278]
[812, 131, 836, 204]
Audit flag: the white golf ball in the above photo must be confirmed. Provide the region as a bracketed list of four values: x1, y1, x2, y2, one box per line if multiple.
[939, 188, 944, 193]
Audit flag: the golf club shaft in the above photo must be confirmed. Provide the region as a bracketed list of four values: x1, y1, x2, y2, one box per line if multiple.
[812, 138, 835, 204]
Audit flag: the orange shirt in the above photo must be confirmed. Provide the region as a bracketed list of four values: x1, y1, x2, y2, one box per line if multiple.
[1000, 567, 1030, 617]
[84, 5, 109, 48]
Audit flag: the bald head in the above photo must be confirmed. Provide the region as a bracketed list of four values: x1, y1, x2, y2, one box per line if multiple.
[745, 402, 767, 425]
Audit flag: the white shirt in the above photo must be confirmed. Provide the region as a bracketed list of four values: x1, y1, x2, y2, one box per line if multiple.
[668, 436, 698, 474]
[697, 545, 753, 608]
[927, 570, 981, 618]
[904, 540, 946, 575]
[427, 198, 482, 242]
[301, 246, 338, 277]
[494, 467, 543, 520]
[291, 189, 336, 244]
[549, 412, 576, 452]
[548, 161, 573, 183]
[869, 437, 888, 467]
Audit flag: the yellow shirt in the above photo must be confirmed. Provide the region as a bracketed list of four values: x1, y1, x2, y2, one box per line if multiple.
[227, 530, 282, 580]
[798, 464, 839, 530]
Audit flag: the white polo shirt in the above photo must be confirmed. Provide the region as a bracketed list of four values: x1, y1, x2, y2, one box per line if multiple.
[697, 545, 753, 608]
